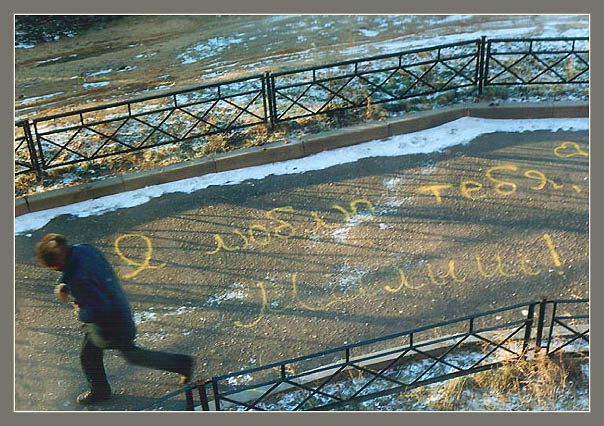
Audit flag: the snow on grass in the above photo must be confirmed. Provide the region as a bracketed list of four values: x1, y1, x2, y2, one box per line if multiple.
[239, 337, 588, 411]
[329, 264, 368, 293]
[15, 91, 65, 106]
[359, 29, 380, 38]
[178, 36, 245, 65]
[84, 68, 113, 77]
[133, 310, 158, 325]
[14, 117, 589, 235]
[82, 81, 111, 89]
[35, 56, 66, 65]
[226, 374, 254, 386]
[383, 177, 403, 190]
[134, 304, 201, 324]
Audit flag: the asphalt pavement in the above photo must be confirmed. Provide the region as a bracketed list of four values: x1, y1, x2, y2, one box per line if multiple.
[14, 127, 589, 411]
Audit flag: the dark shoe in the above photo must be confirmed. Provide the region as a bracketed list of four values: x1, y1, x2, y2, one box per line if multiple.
[76, 390, 111, 405]
[178, 356, 195, 385]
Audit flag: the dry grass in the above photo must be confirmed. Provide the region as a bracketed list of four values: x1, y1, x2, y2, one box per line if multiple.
[14, 99, 385, 197]
[14, 78, 587, 198]
[404, 351, 588, 411]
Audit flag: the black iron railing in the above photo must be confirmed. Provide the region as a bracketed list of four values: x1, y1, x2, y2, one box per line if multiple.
[15, 36, 589, 178]
[135, 297, 588, 411]
[29, 74, 267, 172]
[484, 37, 589, 87]
[268, 39, 481, 125]
[15, 120, 40, 175]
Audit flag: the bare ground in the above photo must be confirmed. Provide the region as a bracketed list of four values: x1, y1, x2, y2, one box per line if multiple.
[14, 15, 589, 198]
[15, 15, 588, 119]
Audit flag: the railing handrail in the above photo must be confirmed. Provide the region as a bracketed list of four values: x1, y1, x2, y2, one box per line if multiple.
[15, 35, 589, 178]
[212, 299, 540, 382]
[18, 36, 586, 123]
[30, 73, 267, 124]
[270, 39, 481, 78]
[134, 297, 588, 411]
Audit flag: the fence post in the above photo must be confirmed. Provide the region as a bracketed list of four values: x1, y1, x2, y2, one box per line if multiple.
[23, 120, 42, 176]
[197, 380, 210, 411]
[185, 387, 195, 410]
[545, 302, 558, 355]
[478, 36, 487, 95]
[265, 72, 275, 129]
[534, 299, 548, 351]
[262, 72, 271, 129]
[212, 379, 221, 411]
[522, 303, 536, 356]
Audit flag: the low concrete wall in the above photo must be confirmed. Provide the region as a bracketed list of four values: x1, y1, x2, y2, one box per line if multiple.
[15, 101, 588, 217]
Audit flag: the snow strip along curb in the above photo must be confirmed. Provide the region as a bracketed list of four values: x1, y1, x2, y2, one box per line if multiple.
[15, 101, 588, 217]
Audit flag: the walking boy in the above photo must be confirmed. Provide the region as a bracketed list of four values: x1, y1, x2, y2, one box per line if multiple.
[35, 233, 194, 405]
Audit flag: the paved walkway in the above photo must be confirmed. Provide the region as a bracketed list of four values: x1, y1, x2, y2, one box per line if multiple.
[14, 125, 589, 410]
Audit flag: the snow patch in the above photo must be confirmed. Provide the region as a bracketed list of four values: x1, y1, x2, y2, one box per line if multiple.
[84, 68, 113, 77]
[332, 212, 373, 243]
[83, 81, 111, 89]
[206, 282, 248, 306]
[14, 117, 589, 235]
[16, 92, 65, 105]
[133, 311, 158, 324]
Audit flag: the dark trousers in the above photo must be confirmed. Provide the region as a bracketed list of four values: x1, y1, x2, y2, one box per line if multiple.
[80, 323, 190, 392]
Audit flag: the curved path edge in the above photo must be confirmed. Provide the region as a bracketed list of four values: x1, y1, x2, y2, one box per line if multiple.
[15, 101, 588, 217]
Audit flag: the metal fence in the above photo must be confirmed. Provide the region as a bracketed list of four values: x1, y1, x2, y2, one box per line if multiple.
[484, 37, 589, 87]
[135, 297, 588, 411]
[15, 36, 589, 178]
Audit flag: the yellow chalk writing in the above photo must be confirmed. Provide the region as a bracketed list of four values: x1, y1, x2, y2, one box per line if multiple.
[384, 269, 425, 292]
[232, 233, 570, 328]
[349, 199, 375, 216]
[543, 234, 564, 275]
[234, 273, 366, 327]
[266, 206, 295, 239]
[486, 164, 518, 196]
[303, 211, 329, 235]
[460, 180, 486, 200]
[518, 253, 541, 276]
[205, 230, 249, 254]
[417, 184, 452, 204]
[114, 234, 166, 279]
[524, 170, 547, 190]
[206, 198, 375, 255]
[524, 170, 564, 190]
[234, 282, 268, 328]
[427, 261, 466, 286]
[475, 255, 515, 278]
[248, 224, 272, 246]
[554, 141, 588, 158]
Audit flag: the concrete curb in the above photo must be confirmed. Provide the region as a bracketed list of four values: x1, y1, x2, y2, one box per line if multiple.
[15, 101, 588, 217]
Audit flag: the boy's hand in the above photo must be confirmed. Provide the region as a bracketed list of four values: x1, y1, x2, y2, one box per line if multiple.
[70, 302, 80, 312]
[54, 283, 69, 303]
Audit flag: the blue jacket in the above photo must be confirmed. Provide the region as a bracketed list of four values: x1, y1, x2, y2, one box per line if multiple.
[61, 244, 136, 340]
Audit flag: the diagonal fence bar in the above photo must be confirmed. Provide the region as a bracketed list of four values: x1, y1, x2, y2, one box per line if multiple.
[483, 37, 589, 87]
[15, 36, 588, 182]
[30, 74, 269, 171]
[134, 298, 588, 411]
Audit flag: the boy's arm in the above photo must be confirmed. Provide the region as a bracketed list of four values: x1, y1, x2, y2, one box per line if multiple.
[54, 283, 70, 303]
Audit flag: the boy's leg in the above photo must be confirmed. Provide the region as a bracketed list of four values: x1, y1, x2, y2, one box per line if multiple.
[78, 329, 111, 404]
[118, 342, 194, 383]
